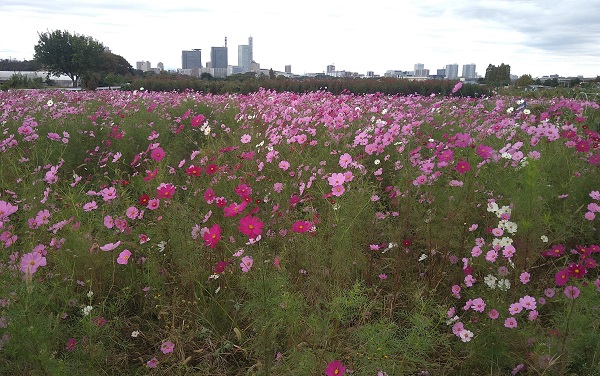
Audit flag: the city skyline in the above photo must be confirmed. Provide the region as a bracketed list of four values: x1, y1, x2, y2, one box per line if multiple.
[1, 0, 599, 78]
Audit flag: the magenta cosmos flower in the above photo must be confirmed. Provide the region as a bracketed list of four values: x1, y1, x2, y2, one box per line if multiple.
[292, 220, 312, 233]
[204, 224, 222, 248]
[238, 215, 264, 238]
[150, 147, 166, 162]
[455, 160, 471, 174]
[325, 360, 346, 376]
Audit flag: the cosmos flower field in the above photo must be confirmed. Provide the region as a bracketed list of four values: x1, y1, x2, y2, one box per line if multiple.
[1, 87, 599, 375]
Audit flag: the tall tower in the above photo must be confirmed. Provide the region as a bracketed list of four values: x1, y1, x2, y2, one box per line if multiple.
[248, 36, 253, 62]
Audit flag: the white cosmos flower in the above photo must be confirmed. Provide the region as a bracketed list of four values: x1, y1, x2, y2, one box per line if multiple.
[82, 305, 93, 316]
[540, 235, 549, 243]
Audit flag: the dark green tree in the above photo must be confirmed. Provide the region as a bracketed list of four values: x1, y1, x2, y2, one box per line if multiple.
[99, 52, 133, 76]
[515, 74, 534, 87]
[484, 63, 511, 86]
[34, 30, 105, 87]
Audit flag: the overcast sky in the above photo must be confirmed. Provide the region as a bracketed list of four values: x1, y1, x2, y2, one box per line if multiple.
[1, 0, 599, 78]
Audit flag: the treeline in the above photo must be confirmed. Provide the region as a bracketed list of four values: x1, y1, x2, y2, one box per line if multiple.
[0, 59, 42, 71]
[126, 74, 490, 97]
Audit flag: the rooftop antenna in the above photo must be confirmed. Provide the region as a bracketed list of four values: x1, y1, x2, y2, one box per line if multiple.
[224, 36, 227, 48]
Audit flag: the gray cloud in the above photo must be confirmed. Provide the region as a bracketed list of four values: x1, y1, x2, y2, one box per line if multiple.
[446, 0, 600, 56]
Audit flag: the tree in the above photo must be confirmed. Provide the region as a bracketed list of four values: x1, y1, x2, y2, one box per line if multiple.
[515, 74, 534, 87]
[484, 63, 511, 86]
[99, 52, 133, 76]
[34, 30, 105, 87]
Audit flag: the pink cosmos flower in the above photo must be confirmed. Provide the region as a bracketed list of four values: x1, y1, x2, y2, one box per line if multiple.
[143, 168, 158, 182]
[452, 321, 464, 335]
[339, 153, 352, 168]
[509, 302, 523, 315]
[459, 328, 474, 342]
[564, 285, 580, 299]
[504, 317, 518, 329]
[328, 173, 345, 186]
[451, 81, 463, 93]
[161, 340, 174, 354]
[20, 251, 47, 274]
[519, 271, 531, 284]
[147, 198, 160, 210]
[126, 206, 139, 220]
[117, 250, 132, 265]
[240, 134, 251, 143]
[100, 187, 117, 201]
[331, 185, 345, 196]
[325, 360, 346, 376]
[240, 255, 254, 272]
[476, 144, 493, 159]
[65, 338, 77, 352]
[519, 295, 536, 311]
[234, 183, 252, 198]
[100, 241, 121, 251]
[278, 160, 290, 171]
[0, 200, 18, 221]
[471, 298, 486, 312]
[83, 201, 98, 212]
[156, 183, 175, 199]
[147, 357, 158, 368]
[488, 309, 499, 320]
[139, 234, 149, 244]
[104, 215, 114, 229]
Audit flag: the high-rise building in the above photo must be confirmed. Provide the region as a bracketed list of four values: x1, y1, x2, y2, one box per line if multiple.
[327, 64, 335, 74]
[237, 36, 253, 73]
[445, 64, 459, 79]
[285, 65, 292, 74]
[182, 50, 201, 70]
[157, 62, 164, 71]
[211, 47, 228, 69]
[462, 63, 477, 79]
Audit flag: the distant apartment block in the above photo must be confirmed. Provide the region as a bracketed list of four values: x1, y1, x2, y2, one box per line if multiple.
[414, 63, 429, 76]
[285, 65, 292, 74]
[445, 64, 459, 79]
[327, 65, 335, 74]
[462, 63, 477, 79]
[238, 37, 253, 73]
[136, 61, 151, 72]
[182, 50, 202, 70]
